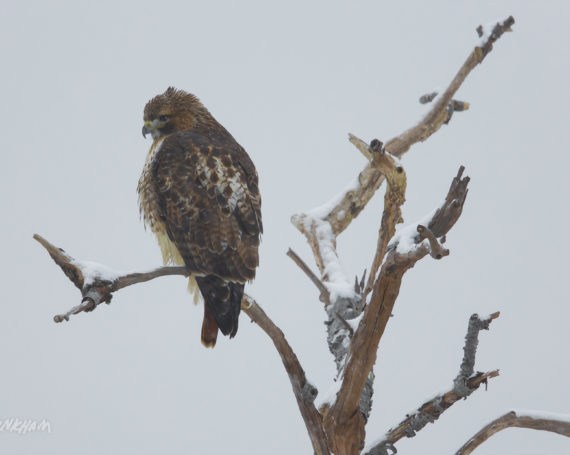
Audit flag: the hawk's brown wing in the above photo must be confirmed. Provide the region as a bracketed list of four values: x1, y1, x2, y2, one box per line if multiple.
[151, 130, 261, 343]
[151, 130, 262, 283]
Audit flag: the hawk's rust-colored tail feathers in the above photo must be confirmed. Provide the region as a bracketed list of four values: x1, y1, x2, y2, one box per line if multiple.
[195, 275, 243, 348]
[201, 306, 218, 348]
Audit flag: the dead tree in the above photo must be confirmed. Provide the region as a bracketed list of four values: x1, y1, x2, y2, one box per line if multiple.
[33, 15, 570, 455]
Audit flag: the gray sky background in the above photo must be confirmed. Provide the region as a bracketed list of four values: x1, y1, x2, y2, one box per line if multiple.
[1, 1, 569, 454]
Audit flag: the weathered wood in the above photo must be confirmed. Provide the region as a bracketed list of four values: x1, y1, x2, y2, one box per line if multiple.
[290, 16, 515, 238]
[456, 411, 570, 455]
[366, 311, 501, 455]
[34, 234, 330, 454]
[35, 16, 516, 455]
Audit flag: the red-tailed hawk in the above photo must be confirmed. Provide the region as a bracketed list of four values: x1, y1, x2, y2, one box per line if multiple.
[137, 87, 262, 347]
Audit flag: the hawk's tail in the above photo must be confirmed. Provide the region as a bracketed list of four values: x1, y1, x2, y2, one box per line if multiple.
[195, 275, 243, 348]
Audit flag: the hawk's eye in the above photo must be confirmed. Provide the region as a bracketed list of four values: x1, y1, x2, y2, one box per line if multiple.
[158, 115, 170, 122]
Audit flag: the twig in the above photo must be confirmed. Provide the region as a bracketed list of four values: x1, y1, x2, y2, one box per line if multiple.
[419, 92, 470, 125]
[287, 248, 331, 307]
[455, 410, 570, 455]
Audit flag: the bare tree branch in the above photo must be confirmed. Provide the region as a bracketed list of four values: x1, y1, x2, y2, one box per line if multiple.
[366, 312, 500, 455]
[292, 15, 514, 238]
[287, 248, 331, 307]
[288, 20, 514, 440]
[417, 225, 449, 260]
[34, 234, 330, 454]
[34, 234, 191, 321]
[242, 296, 330, 455]
[36, 16, 517, 455]
[366, 371, 499, 455]
[456, 411, 570, 455]
[324, 167, 469, 455]
[348, 136, 406, 299]
[454, 312, 500, 397]
[419, 92, 470, 125]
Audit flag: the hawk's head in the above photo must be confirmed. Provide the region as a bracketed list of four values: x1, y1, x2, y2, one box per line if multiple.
[142, 87, 217, 140]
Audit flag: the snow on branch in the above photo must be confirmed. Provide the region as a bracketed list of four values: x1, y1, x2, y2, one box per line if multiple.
[290, 16, 514, 238]
[323, 167, 469, 455]
[455, 410, 570, 455]
[34, 234, 330, 455]
[33, 234, 190, 321]
[365, 313, 501, 455]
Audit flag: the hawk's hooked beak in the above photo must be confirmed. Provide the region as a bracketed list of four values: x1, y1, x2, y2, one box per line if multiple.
[142, 122, 152, 138]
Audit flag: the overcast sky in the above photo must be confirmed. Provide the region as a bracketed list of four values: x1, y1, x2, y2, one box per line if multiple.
[1, 1, 569, 454]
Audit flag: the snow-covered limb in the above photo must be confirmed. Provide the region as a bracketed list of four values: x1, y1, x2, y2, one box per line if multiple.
[289, 16, 514, 239]
[324, 167, 470, 454]
[455, 410, 570, 455]
[417, 224, 449, 259]
[33, 234, 190, 322]
[385, 165, 469, 265]
[289, 214, 362, 370]
[312, 133, 407, 439]
[454, 312, 500, 397]
[365, 312, 500, 455]
[35, 233, 331, 454]
[287, 19, 506, 444]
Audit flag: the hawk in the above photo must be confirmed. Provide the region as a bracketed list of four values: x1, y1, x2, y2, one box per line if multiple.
[138, 87, 262, 347]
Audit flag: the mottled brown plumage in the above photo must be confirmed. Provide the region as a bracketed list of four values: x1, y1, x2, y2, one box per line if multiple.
[137, 87, 262, 347]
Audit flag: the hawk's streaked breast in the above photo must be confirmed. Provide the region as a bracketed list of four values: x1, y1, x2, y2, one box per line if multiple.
[138, 136, 201, 303]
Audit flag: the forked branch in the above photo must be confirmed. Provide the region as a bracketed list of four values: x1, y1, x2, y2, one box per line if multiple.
[34, 234, 330, 455]
[366, 371, 499, 455]
[324, 167, 470, 455]
[348, 135, 406, 298]
[33, 234, 190, 321]
[366, 312, 501, 455]
[36, 15, 516, 455]
[292, 15, 514, 237]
